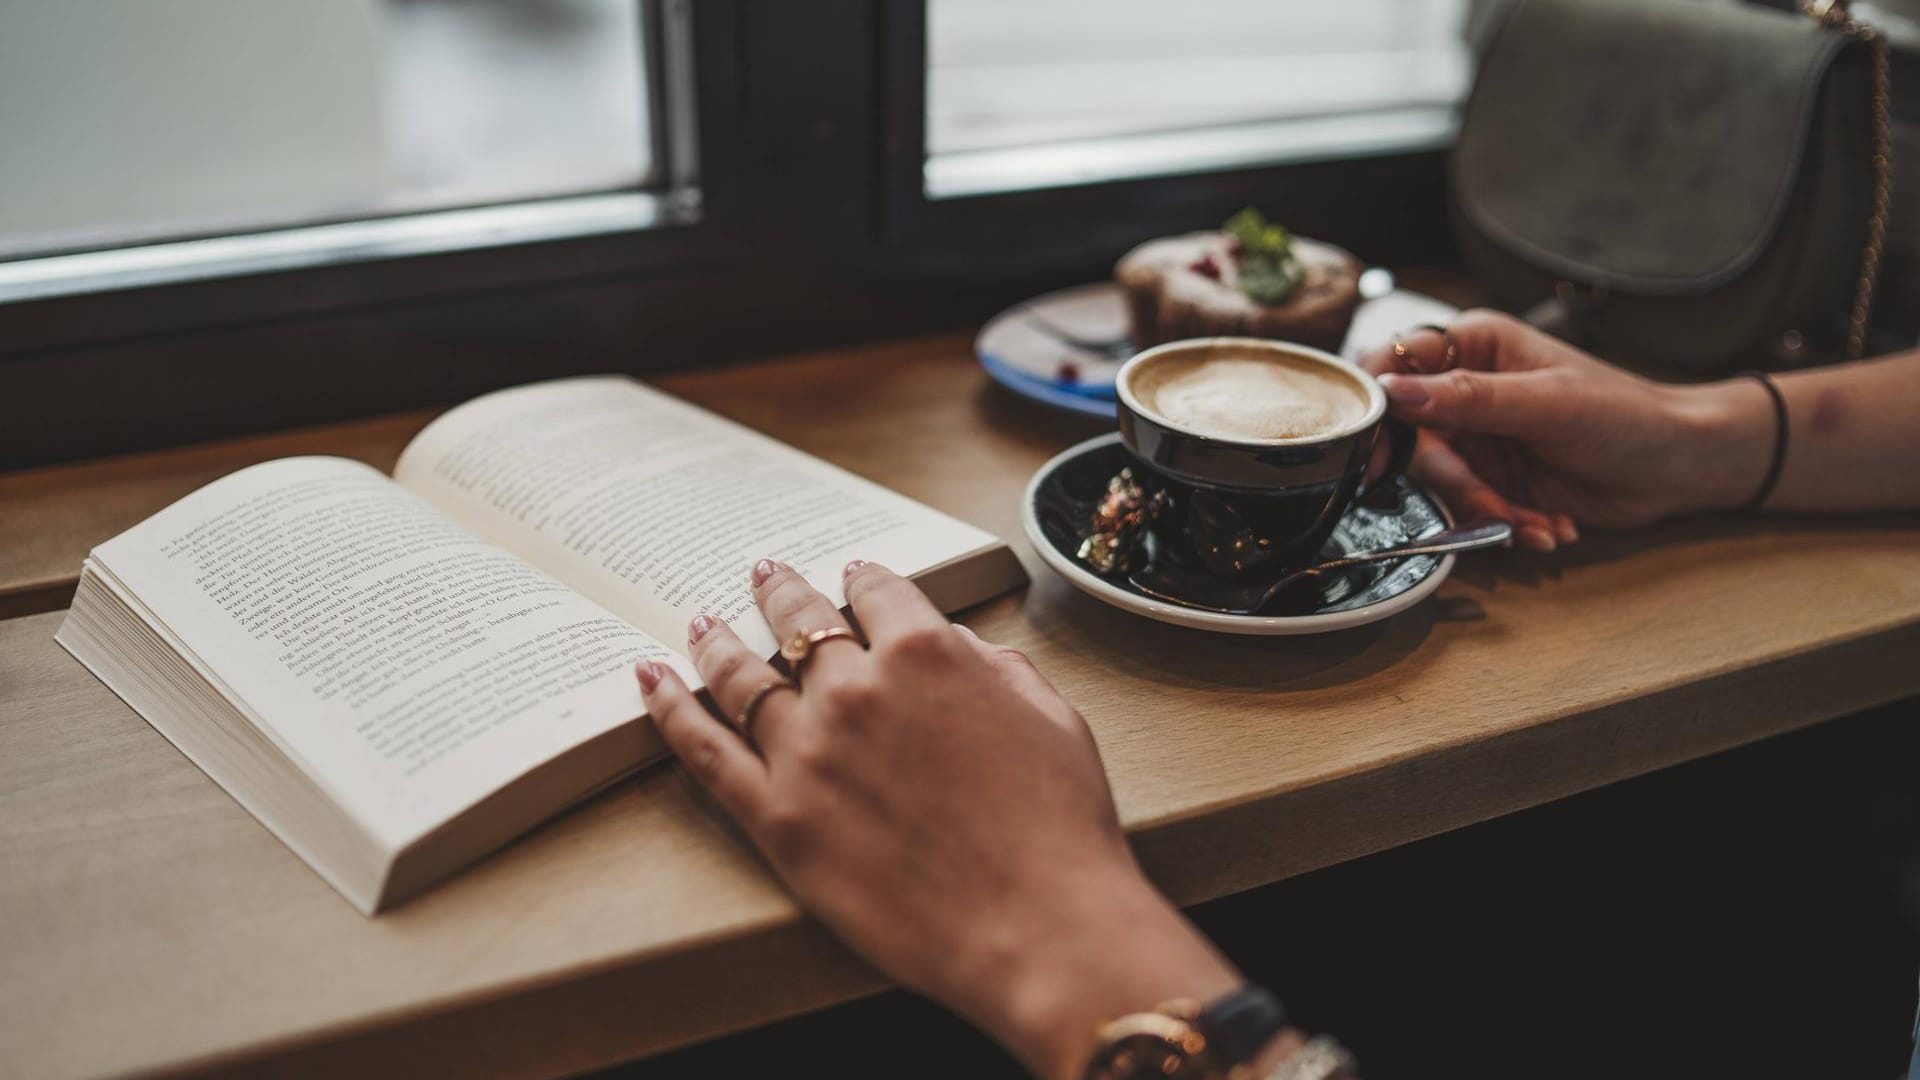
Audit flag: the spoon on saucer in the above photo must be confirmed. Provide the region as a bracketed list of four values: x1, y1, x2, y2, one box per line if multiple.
[1127, 520, 1513, 616]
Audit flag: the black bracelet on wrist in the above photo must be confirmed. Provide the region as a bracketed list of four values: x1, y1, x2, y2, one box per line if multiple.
[1736, 370, 1789, 513]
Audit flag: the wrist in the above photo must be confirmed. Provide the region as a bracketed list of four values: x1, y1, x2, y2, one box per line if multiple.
[964, 868, 1240, 1080]
[1659, 378, 1779, 516]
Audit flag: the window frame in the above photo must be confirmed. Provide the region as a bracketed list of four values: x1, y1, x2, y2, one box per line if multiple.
[870, 0, 1457, 278]
[0, 0, 1464, 468]
[0, 0, 736, 358]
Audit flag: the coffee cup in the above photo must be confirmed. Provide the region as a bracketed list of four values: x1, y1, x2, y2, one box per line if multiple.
[1115, 338, 1414, 578]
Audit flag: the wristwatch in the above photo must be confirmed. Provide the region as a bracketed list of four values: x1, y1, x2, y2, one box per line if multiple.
[1082, 985, 1353, 1079]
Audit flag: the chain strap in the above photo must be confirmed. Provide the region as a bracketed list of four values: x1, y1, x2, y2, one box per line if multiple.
[1804, 0, 1894, 358]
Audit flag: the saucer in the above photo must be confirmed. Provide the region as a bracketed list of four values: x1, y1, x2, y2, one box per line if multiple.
[977, 279, 1459, 420]
[1021, 434, 1456, 635]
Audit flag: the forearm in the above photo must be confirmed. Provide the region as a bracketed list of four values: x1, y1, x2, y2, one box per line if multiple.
[1668, 348, 1920, 515]
[1766, 349, 1920, 511]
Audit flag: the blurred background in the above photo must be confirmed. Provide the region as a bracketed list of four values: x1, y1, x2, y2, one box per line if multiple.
[0, 1, 655, 257]
[0, 0, 1470, 254]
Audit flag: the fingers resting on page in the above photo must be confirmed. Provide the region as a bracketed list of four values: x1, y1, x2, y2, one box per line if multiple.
[635, 558, 1083, 801]
[630, 559, 1159, 1080]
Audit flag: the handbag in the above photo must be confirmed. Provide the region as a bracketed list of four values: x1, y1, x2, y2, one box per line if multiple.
[1450, 0, 1893, 372]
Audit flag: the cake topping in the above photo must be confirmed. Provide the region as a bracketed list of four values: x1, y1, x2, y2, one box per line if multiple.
[1187, 254, 1223, 280]
[1223, 207, 1305, 305]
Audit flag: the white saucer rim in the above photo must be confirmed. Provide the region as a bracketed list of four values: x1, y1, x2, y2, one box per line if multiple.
[1019, 433, 1456, 636]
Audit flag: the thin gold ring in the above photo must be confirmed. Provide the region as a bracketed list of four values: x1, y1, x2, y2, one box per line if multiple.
[779, 626, 863, 672]
[734, 678, 797, 742]
[1411, 322, 1461, 369]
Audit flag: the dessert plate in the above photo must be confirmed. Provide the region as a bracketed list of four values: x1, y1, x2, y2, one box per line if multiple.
[977, 278, 1458, 419]
[1022, 434, 1456, 635]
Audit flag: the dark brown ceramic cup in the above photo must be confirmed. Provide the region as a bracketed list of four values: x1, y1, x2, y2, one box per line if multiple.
[1115, 338, 1414, 578]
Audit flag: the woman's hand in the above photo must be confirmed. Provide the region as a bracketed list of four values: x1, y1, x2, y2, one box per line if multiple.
[1357, 310, 1778, 549]
[636, 560, 1241, 1080]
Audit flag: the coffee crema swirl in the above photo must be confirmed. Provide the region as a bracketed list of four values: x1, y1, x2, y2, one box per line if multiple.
[1128, 351, 1370, 441]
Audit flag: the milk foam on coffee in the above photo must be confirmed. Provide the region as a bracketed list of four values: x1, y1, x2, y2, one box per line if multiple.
[1131, 351, 1369, 440]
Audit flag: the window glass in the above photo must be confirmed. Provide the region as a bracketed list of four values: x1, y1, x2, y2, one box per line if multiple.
[925, 0, 1471, 197]
[0, 0, 652, 259]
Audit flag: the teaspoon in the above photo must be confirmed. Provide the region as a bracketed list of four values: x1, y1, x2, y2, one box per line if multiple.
[1127, 520, 1512, 616]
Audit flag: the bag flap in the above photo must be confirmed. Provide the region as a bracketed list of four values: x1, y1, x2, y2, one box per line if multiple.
[1453, 0, 1854, 295]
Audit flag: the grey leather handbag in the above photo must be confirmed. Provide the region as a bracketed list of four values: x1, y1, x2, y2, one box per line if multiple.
[1451, 0, 1893, 372]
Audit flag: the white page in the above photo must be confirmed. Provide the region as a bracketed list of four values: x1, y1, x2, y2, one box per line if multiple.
[394, 376, 1002, 658]
[90, 456, 683, 848]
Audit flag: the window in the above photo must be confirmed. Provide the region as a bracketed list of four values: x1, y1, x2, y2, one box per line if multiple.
[0, 0, 695, 301]
[2, 1, 1469, 467]
[924, 0, 1472, 198]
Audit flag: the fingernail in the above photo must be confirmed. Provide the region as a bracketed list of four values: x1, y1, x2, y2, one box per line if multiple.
[751, 558, 779, 586]
[688, 614, 717, 643]
[952, 623, 977, 639]
[635, 660, 663, 692]
[1520, 525, 1557, 552]
[1380, 374, 1429, 407]
[1559, 520, 1581, 543]
[843, 559, 868, 578]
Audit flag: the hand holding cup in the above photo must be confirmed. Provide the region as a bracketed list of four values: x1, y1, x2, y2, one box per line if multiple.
[1357, 309, 1780, 549]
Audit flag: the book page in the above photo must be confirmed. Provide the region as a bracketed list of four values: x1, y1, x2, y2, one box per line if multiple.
[394, 376, 1002, 658]
[90, 456, 681, 848]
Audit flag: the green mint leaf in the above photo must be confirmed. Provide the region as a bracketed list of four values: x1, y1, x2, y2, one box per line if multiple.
[1223, 207, 1293, 262]
[1223, 207, 1301, 302]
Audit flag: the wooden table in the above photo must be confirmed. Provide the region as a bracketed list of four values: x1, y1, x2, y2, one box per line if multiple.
[5, 332, 1920, 1080]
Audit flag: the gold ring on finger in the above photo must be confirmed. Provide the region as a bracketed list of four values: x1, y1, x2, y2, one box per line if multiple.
[1412, 323, 1461, 368]
[735, 678, 797, 743]
[779, 626, 863, 673]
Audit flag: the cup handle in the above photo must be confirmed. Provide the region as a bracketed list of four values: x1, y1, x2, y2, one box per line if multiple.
[1357, 414, 1417, 503]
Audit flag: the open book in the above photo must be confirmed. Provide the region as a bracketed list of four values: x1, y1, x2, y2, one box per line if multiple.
[56, 376, 1024, 914]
